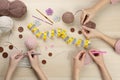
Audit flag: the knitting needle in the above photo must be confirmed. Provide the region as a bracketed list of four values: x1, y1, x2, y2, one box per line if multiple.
[36, 9, 54, 24]
[31, 53, 41, 55]
[32, 15, 53, 25]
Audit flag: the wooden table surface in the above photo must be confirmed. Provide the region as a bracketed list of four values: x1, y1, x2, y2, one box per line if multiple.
[0, 0, 120, 80]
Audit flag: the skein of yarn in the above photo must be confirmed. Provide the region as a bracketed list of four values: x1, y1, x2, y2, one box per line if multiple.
[0, 0, 27, 18]
[0, 16, 13, 37]
[25, 36, 38, 50]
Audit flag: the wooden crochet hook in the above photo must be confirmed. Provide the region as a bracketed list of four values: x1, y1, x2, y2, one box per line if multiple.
[36, 9, 54, 24]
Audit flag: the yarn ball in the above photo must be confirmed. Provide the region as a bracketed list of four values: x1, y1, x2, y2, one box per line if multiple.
[84, 21, 96, 29]
[0, 0, 10, 16]
[0, 16, 13, 37]
[25, 36, 38, 50]
[62, 12, 74, 24]
[9, 0, 27, 18]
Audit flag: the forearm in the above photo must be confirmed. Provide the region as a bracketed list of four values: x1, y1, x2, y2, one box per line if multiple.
[98, 32, 117, 48]
[5, 67, 15, 80]
[73, 66, 80, 80]
[92, 0, 110, 12]
[98, 64, 112, 80]
[34, 67, 48, 80]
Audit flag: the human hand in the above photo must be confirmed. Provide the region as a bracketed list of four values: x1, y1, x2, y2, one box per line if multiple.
[9, 51, 24, 70]
[5, 52, 24, 80]
[82, 26, 102, 39]
[73, 50, 86, 70]
[27, 50, 40, 70]
[88, 49, 105, 67]
[80, 8, 96, 25]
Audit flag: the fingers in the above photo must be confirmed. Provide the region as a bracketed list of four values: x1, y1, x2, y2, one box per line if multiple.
[80, 52, 86, 61]
[88, 49, 102, 59]
[82, 26, 91, 31]
[82, 26, 92, 39]
[82, 29, 89, 39]
[88, 49, 96, 59]
[75, 50, 86, 60]
[17, 54, 24, 61]
[83, 15, 90, 25]
[27, 51, 32, 61]
[81, 10, 86, 24]
[29, 50, 38, 58]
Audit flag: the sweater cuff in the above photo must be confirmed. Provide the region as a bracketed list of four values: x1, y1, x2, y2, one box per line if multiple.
[110, 0, 119, 4]
[115, 39, 120, 54]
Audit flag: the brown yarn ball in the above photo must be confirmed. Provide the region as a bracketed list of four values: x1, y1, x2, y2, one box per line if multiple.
[84, 21, 96, 29]
[62, 12, 74, 24]
[0, 0, 10, 16]
[9, 0, 27, 18]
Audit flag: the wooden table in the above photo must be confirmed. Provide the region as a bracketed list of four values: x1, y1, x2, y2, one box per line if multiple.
[0, 0, 120, 80]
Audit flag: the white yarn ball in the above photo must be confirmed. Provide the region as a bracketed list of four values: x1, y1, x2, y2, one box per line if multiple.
[0, 16, 13, 37]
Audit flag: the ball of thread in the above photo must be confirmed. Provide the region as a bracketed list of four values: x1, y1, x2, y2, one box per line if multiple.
[0, 0, 10, 16]
[0, 16, 13, 37]
[9, 0, 27, 18]
[0, 0, 27, 18]
[25, 36, 38, 50]
[62, 12, 74, 24]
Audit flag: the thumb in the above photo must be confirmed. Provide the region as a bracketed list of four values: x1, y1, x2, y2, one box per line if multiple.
[82, 29, 88, 38]
[83, 16, 90, 25]
[27, 51, 32, 60]
[81, 53, 86, 61]
[88, 50, 96, 59]
[17, 54, 24, 61]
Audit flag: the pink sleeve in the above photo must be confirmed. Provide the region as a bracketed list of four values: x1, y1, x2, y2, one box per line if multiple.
[111, 0, 120, 4]
[115, 40, 120, 54]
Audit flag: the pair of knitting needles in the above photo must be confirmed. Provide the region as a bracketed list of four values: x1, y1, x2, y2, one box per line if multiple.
[35, 9, 54, 25]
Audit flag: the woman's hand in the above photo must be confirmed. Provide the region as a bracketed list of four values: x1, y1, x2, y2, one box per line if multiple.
[9, 51, 24, 69]
[82, 26, 102, 39]
[80, 8, 96, 25]
[27, 50, 40, 70]
[5, 52, 24, 80]
[73, 50, 86, 80]
[27, 50, 48, 80]
[88, 49, 105, 66]
[73, 50, 86, 70]
[80, 0, 110, 25]
[88, 49, 112, 80]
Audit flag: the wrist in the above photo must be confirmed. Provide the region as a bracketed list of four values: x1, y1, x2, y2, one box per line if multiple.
[8, 65, 16, 72]
[33, 65, 41, 72]
[97, 63, 105, 68]
[73, 65, 81, 73]
[92, 0, 109, 12]
[73, 68, 80, 76]
[96, 31, 104, 39]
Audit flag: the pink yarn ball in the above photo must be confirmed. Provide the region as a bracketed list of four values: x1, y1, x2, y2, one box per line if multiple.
[25, 36, 38, 50]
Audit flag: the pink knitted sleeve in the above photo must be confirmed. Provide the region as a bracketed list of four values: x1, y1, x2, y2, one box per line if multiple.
[111, 0, 120, 4]
[115, 40, 120, 54]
